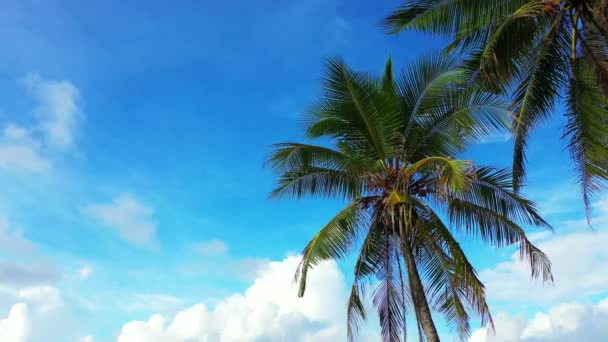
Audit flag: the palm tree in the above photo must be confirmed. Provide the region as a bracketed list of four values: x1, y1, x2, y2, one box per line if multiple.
[384, 0, 608, 220]
[267, 55, 553, 341]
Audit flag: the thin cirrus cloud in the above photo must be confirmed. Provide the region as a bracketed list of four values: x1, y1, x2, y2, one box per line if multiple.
[0, 73, 82, 174]
[20, 73, 82, 151]
[82, 193, 159, 249]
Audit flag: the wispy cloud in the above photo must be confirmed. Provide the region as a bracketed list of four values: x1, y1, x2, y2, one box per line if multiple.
[0, 73, 83, 174]
[82, 194, 158, 249]
[20, 73, 82, 150]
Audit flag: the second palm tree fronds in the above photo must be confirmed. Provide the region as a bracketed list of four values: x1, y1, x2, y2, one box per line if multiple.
[385, 0, 608, 220]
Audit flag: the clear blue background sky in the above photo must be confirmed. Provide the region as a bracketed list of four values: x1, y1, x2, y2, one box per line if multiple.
[0, 1, 604, 341]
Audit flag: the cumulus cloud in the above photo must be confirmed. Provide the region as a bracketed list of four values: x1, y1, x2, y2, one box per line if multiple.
[467, 195, 608, 341]
[0, 303, 30, 342]
[21, 73, 81, 150]
[192, 239, 228, 257]
[470, 298, 608, 342]
[116, 256, 377, 342]
[479, 199, 608, 304]
[82, 194, 158, 248]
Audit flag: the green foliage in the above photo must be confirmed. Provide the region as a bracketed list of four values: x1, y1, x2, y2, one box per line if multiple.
[268, 55, 551, 341]
[385, 0, 608, 218]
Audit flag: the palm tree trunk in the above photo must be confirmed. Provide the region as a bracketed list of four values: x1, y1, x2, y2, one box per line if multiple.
[403, 240, 440, 342]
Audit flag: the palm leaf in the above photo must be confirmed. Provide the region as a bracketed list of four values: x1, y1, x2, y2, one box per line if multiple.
[564, 59, 608, 222]
[511, 12, 570, 190]
[295, 200, 371, 296]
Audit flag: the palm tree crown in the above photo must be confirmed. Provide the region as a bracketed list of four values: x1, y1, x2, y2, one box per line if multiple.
[268, 55, 553, 341]
[385, 0, 608, 220]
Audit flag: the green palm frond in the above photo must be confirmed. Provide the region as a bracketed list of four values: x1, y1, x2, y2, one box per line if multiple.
[397, 53, 463, 155]
[348, 214, 387, 341]
[407, 86, 508, 159]
[402, 157, 474, 193]
[383, 0, 527, 36]
[479, 2, 546, 90]
[268, 143, 367, 200]
[386, 0, 608, 214]
[455, 166, 550, 227]
[416, 204, 493, 339]
[373, 233, 407, 342]
[445, 196, 552, 282]
[295, 200, 371, 296]
[565, 60, 608, 221]
[511, 13, 570, 190]
[305, 58, 402, 165]
[579, 13, 608, 97]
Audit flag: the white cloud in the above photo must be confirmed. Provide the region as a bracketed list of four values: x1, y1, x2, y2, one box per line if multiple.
[478, 197, 608, 304]
[21, 73, 81, 150]
[480, 230, 608, 303]
[116, 256, 378, 342]
[17, 286, 63, 312]
[0, 303, 30, 342]
[0, 124, 50, 173]
[468, 194, 608, 341]
[78, 266, 93, 279]
[192, 239, 229, 257]
[0, 74, 82, 173]
[82, 194, 158, 248]
[77, 336, 94, 342]
[470, 298, 608, 341]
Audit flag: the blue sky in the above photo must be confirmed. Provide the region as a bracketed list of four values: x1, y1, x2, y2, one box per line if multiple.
[0, 0, 606, 341]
